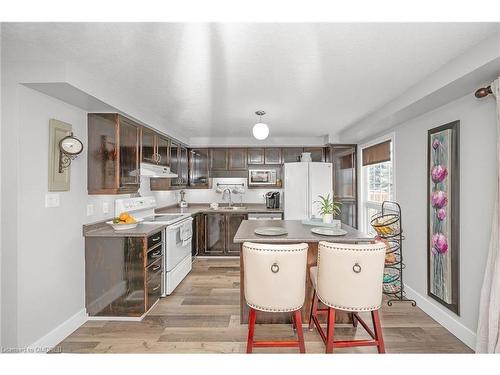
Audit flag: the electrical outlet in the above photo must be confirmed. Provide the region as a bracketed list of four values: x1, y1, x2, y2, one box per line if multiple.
[102, 202, 109, 214]
[45, 193, 60, 208]
[86, 204, 94, 216]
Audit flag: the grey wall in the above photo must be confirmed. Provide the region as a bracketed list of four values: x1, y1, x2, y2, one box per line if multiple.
[394, 92, 497, 341]
[0, 60, 145, 347]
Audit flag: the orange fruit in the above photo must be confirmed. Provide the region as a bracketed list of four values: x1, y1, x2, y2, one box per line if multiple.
[119, 212, 130, 221]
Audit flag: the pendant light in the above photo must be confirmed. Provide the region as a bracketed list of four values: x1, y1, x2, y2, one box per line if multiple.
[252, 110, 269, 140]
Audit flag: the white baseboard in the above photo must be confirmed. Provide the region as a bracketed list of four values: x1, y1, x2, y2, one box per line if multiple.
[404, 284, 476, 350]
[28, 308, 87, 353]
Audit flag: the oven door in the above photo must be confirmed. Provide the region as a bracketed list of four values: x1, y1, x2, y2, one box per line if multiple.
[248, 170, 275, 185]
[164, 218, 193, 272]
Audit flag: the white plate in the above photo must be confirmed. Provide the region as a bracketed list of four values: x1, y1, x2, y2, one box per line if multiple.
[106, 218, 143, 231]
[311, 227, 347, 236]
[254, 227, 288, 236]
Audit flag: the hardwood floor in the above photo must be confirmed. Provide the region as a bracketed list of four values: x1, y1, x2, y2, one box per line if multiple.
[53, 258, 472, 353]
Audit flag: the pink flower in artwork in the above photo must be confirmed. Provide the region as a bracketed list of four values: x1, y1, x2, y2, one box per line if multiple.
[437, 208, 446, 221]
[432, 139, 441, 150]
[432, 233, 448, 254]
[431, 191, 448, 209]
[431, 165, 448, 183]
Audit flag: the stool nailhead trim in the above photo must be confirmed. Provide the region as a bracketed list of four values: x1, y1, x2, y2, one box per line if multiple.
[247, 302, 304, 313]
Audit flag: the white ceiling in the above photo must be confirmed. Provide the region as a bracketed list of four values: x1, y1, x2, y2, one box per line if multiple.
[3, 23, 500, 140]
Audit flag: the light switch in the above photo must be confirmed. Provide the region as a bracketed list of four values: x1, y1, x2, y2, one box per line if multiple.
[87, 204, 94, 216]
[102, 202, 109, 214]
[45, 193, 60, 208]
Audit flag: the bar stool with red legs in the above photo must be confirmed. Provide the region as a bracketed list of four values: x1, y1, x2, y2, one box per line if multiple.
[242, 242, 308, 353]
[309, 241, 387, 353]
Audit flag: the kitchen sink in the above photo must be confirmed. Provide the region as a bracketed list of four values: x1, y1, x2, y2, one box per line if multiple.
[211, 206, 247, 210]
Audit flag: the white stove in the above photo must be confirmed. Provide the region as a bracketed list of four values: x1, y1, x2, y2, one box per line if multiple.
[114, 197, 193, 296]
[142, 214, 188, 225]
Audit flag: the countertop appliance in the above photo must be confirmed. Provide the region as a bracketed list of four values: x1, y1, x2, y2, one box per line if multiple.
[114, 197, 192, 296]
[283, 162, 333, 220]
[265, 191, 281, 209]
[248, 169, 277, 186]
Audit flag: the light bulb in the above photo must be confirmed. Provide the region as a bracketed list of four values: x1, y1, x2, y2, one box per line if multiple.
[252, 122, 269, 140]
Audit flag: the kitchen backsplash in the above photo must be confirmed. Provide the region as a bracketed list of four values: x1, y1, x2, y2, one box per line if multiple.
[141, 177, 282, 208]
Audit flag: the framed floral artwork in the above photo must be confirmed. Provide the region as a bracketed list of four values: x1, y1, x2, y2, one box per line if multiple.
[427, 120, 460, 314]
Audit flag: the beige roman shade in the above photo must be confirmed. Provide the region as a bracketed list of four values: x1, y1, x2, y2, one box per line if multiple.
[362, 140, 391, 166]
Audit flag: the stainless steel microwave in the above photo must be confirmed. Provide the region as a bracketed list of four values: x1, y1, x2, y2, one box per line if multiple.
[248, 169, 277, 186]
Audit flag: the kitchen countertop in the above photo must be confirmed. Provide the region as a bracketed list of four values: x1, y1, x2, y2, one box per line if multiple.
[83, 203, 282, 238]
[84, 222, 167, 237]
[234, 220, 373, 243]
[155, 203, 283, 215]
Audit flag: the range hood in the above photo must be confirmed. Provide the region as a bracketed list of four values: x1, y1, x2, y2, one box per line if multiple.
[132, 163, 178, 178]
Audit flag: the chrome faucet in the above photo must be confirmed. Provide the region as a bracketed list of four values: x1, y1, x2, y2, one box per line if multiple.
[222, 188, 233, 207]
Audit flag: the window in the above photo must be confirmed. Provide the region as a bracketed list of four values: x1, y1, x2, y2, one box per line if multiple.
[359, 136, 395, 234]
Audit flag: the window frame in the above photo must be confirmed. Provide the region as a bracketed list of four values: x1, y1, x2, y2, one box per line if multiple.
[358, 132, 396, 233]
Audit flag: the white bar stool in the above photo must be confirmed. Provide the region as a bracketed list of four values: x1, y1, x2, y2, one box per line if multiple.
[309, 241, 387, 353]
[242, 241, 308, 353]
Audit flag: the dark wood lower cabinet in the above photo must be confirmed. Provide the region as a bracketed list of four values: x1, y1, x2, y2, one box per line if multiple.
[226, 214, 246, 255]
[199, 213, 247, 256]
[204, 213, 226, 255]
[85, 231, 163, 317]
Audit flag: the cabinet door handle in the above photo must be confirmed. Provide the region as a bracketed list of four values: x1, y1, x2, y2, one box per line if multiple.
[151, 250, 161, 257]
[151, 264, 161, 272]
[157, 153, 162, 163]
[152, 284, 161, 291]
[151, 236, 161, 242]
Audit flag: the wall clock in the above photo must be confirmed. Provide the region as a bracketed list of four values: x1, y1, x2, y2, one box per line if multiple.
[59, 134, 84, 172]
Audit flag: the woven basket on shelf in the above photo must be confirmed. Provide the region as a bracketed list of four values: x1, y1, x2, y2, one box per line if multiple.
[370, 213, 401, 237]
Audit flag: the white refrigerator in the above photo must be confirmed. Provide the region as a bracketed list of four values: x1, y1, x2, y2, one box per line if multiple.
[284, 162, 333, 220]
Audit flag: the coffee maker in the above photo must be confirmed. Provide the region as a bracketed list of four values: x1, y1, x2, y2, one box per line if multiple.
[265, 191, 281, 209]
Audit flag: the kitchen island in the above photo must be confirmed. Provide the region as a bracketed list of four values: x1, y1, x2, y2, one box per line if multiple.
[234, 219, 374, 324]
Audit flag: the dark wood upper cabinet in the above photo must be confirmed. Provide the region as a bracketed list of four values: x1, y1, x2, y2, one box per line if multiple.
[88, 113, 140, 195]
[264, 148, 282, 164]
[189, 148, 210, 188]
[150, 142, 190, 191]
[324, 146, 332, 163]
[170, 142, 179, 175]
[210, 148, 228, 170]
[282, 147, 303, 163]
[304, 147, 325, 162]
[248, 148, 265, 165]
[228, 148, 248, 170]
[156, 135, 170, 167]
[141, 127, 170, 167]
[119, 117, 141, 187]
[179, 147, 189, 185]
[141, 127, 157, 164]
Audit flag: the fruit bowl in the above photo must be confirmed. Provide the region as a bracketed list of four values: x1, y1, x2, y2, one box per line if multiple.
[106, 218, 143, 230]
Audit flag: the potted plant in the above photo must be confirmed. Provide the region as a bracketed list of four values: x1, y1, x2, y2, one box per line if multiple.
[315, 194, 342, 224]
